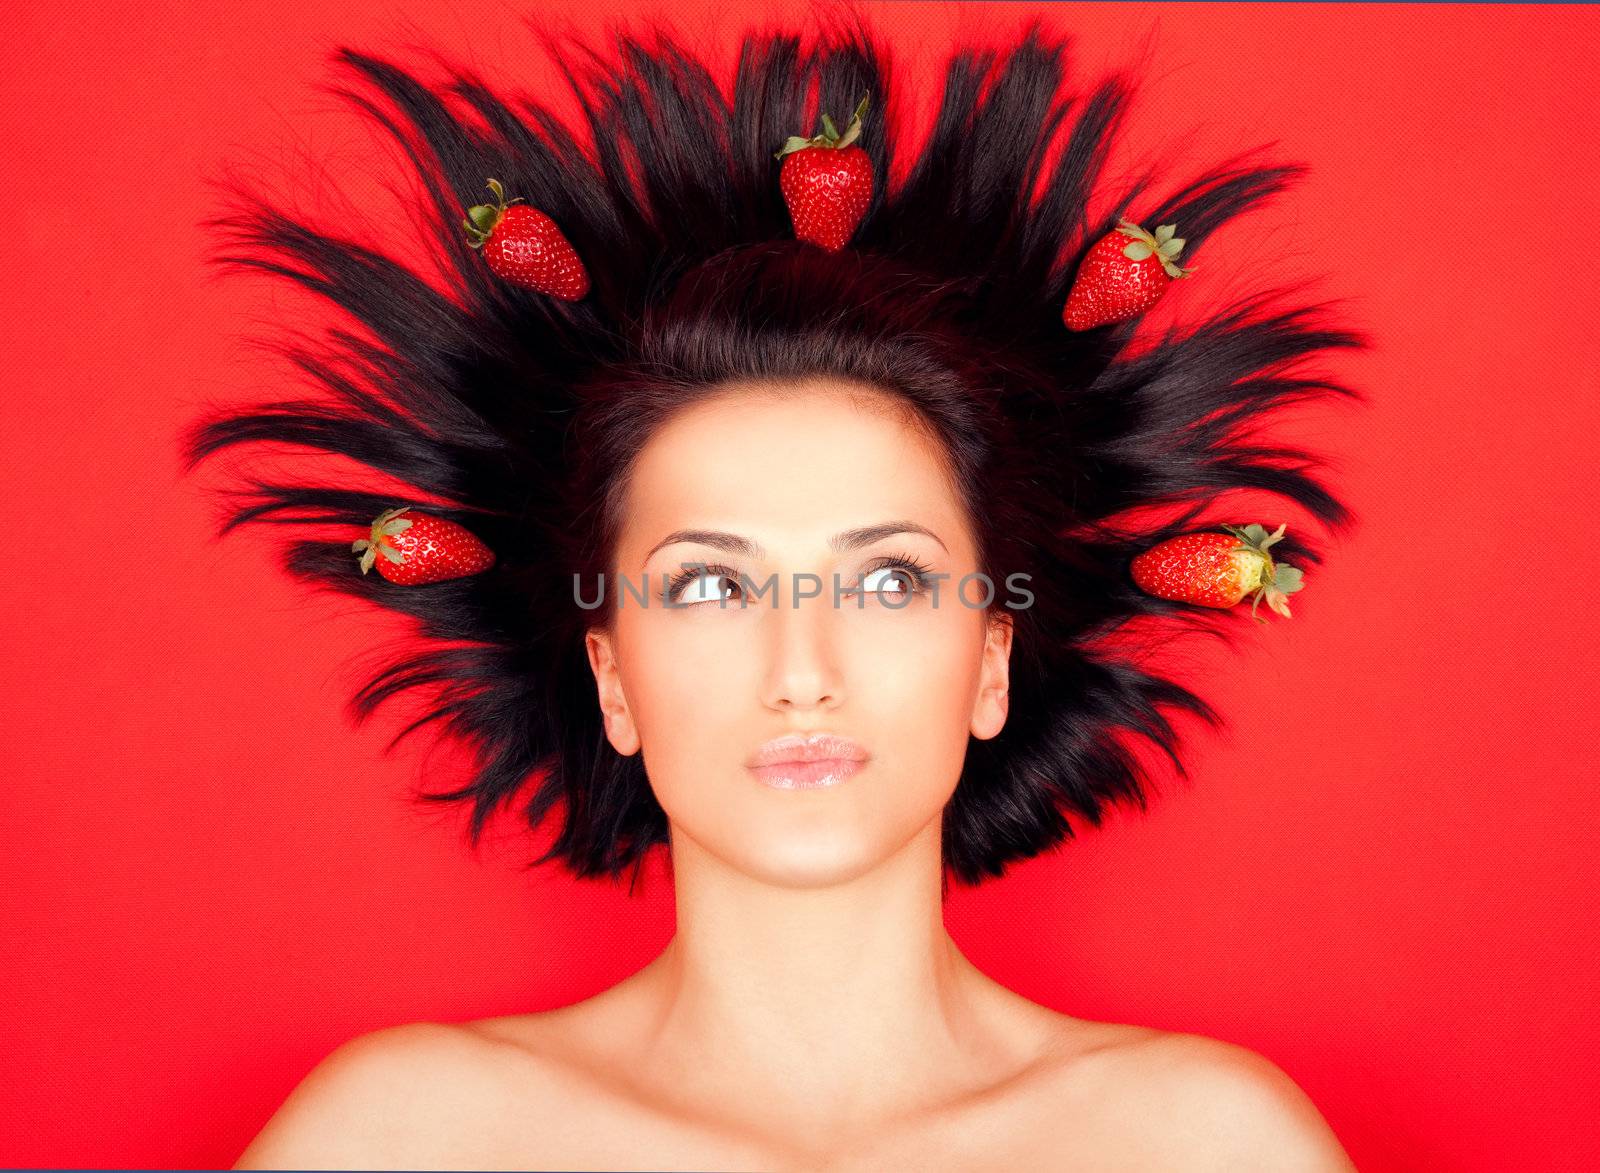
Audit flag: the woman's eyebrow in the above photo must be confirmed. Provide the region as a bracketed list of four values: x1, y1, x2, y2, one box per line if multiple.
[643, 521, 948, 564]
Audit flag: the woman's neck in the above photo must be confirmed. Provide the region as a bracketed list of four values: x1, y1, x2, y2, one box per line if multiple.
[602, 820, 1055, 1140]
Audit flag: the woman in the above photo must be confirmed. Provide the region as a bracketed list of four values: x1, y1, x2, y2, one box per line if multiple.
[185, 14, 1361, 1169]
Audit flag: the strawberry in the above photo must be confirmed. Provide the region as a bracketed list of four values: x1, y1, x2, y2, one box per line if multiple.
[1130, 522, 1304, 623]
[775, 94, 874, 252]
[351, 506, 495, 585]
[462, 178, 589, 300]
[1063, 218, 1194, 330]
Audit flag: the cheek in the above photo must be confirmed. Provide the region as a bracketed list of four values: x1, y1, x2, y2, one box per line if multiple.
[843, 609, 983, 795]
[620, 613, 760, 792]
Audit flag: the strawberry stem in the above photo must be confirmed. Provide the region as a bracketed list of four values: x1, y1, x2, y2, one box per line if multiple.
[774, 92, 872, 159]
[1220, 523, 1304, 622]
[462, 178, 524, 249]
[1115, 217, 1194, 279]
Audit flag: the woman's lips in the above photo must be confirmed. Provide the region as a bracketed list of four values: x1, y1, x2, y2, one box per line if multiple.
[746, 732, 869, 790]
[749, 758, 865, 790]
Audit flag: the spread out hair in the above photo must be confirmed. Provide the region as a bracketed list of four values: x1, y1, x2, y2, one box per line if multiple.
[179, 15, 1367, 895]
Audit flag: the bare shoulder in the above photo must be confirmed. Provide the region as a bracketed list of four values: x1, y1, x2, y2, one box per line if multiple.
[1106, 1030, 1358, 1172]
[232, 1021, 512, 1170]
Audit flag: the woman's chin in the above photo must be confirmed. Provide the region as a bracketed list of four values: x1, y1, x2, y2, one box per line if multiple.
[715, 834, 895, 889]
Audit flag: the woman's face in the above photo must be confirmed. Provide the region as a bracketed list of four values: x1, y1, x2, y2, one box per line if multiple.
[586, 379, 1011, 887]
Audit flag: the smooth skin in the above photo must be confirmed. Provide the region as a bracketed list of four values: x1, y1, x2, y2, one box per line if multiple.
[235, 379, 1356, 1171]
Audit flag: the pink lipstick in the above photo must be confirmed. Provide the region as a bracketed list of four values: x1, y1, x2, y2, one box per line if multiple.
[747, 732, 869, 791]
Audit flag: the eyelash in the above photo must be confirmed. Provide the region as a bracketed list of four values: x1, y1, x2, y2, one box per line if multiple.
[661, 552, 936, 605]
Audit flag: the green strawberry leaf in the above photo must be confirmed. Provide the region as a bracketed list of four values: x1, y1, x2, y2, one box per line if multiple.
[837, 118, 863, 148]
[1274, 565, 1305, 591]
[1123, 241, 1153, 261]
[820, 94, 869, 150]
[774, 134, 816, 160]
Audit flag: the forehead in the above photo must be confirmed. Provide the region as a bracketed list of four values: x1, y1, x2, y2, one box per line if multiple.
[619, 380, 969, 556]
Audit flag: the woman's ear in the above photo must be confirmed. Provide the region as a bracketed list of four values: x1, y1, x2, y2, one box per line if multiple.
[970, 610, 1013, 741]
[585, 626, 641, 755]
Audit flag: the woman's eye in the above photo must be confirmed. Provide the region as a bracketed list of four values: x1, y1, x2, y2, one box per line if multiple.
[857, 566, 916, 596]
[674, 570, 741, 605]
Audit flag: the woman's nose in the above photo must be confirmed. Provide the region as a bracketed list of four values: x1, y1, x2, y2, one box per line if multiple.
[759, 573, 844, 710]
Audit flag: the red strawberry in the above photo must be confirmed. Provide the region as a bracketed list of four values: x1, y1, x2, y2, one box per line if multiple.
[1130, 523, 1304, 623]
[776, 94, 874, 252]
[463, 178, 589, 300]
[1063, 218, 1194, 330]
[351, 506, 495, 585]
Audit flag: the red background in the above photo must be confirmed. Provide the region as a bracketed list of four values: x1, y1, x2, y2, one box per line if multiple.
[3, 2, 1596, 1168]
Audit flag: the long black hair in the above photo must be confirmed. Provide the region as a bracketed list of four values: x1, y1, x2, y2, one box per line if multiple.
[179, 14, 1366, 892]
